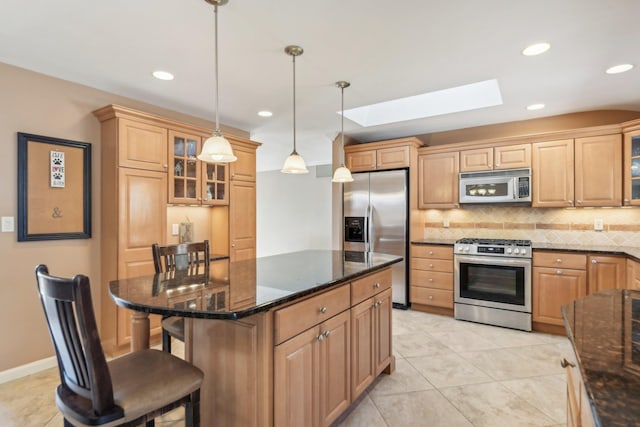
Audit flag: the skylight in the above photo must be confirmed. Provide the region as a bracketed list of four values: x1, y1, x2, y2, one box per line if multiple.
[342, 79, 503, 127]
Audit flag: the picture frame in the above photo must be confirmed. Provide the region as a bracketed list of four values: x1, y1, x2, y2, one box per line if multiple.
[17, 132, 92, 241]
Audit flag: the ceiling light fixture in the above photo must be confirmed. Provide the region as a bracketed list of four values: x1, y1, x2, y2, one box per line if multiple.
[332, 81, 354, 183]
[526, 103, 545, 111]
[281, 45, 308, 174]
[606, 64, 634, 74]
[257, 110, 273, 117]
[522, 42, 551, 56]
[152, 70, 174, 81]
[197, 0, 237, 163]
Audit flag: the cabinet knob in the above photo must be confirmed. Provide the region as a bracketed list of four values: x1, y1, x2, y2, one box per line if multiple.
[591, 259, 597, 264]
[317, 334, 324, 342]
[429, 264, 434, 268]
[428, 295, 433, 300]
[556, 259, 562, 263]
[556, 269, 562, 275]
[560, 358, 575, 368]
[568, 200, 573, 205]
[577, 200, 583, 205]
[231, 243, 236, 248]
[324, 330, 331, 338]
[429, 251, 433, 255]
[320, 306, 327, 314]
[163, 164, 168, 169]
[428, 278, 434, 282]
[624, 198, 630, 203]
[374, 282, 380, 288]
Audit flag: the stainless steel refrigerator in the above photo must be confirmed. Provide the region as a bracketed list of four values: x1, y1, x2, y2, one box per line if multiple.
[343, 169, 409, 308]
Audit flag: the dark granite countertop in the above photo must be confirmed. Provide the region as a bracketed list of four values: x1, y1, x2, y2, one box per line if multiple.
[563, 290, 640, 426]
[411, 239, 456, 246]
[109, 250, 402, 320]
[533, 243, 640, 261]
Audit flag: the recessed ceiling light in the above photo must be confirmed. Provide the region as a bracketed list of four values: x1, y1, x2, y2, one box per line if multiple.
[522, 43, 551, 56]
[606, 64, 634, 74]
[257, 111, 273, 117]
[342, 79, 503, 128]
[152, 70, 174, 81]
[527, 103, 545, 111]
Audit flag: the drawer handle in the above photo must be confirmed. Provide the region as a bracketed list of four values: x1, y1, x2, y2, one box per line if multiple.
[429, 264, 434, 268]
[428, 295, 433, 300]
[428, 278, 434, 282]
[556, 269, 562, 275]
[556, 259, 562, 263]
[591, 259, 597, 264]
[317, 334, 324, 342]
[320, 306, 327, 314]
[324, 330, 331, 338]
[429, 251, 434, 255]
[374, 282, 380, 288]
[560, 358, 575, 368]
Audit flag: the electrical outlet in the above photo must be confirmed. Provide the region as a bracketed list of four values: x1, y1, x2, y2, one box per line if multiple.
[443, 219, 450, 228]
[1, 216, 14, 232]
[172, 223, 179, 235]
[594, 218, 604, 231]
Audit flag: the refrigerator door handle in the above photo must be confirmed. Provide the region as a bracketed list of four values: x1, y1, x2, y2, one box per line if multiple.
[367, 204, 374, 252]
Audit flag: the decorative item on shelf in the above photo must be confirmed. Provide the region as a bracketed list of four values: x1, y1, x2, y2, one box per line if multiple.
[174, 161, 183, 176]
[281, 45, 309, 174]
[197, 0, 237, 164]
[206, 185, 213, 200]
[332, 80, 354, 183]
[179, 217, 194, 243]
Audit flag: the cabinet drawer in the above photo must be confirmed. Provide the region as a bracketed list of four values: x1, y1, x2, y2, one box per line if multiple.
[412, 245, 453, 260]
[411, 287, 453, 308]
[411, 258, 453, 273]
[275, 284, 350, 345]
[412, 270, 453, 290]
[533, 251, 587, 270]
[351, 268, 392, 306]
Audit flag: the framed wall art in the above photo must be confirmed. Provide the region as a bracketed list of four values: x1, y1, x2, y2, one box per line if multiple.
[17, 132, 92, 241]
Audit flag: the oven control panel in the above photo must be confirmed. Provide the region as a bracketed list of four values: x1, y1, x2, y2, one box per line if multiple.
[454, 239, 531, 258]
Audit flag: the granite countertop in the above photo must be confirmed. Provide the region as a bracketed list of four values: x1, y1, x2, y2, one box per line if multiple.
[109, 250, 402, 320]
[411, 239, 457, 246]
[563, 290, 640, 426]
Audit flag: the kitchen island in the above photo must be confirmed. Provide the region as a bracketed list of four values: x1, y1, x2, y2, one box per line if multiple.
[109, 250, 402, 426]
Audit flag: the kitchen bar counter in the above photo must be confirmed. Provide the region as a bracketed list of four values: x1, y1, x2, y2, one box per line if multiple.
[563, 290, 640, 426]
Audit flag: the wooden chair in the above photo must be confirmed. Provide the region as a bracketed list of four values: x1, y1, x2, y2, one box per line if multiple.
[35, 264, 203, 427]
[152, 240, 210, 353]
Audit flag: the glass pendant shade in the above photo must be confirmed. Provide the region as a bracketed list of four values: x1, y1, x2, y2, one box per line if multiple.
[198, 132, 237, 163]
[281, 151, 309, 174]
[332, 165, 353, 182]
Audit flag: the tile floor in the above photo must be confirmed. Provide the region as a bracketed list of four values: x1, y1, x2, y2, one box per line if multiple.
[0, 309, 570, 426]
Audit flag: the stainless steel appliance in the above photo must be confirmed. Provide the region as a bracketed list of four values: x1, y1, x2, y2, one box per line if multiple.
[454, 238, 532, 331]
[344, 169, 409, 308]
[459, 168, 531, 204]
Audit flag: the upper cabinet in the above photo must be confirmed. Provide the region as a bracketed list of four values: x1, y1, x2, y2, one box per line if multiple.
[117, 118, 168, 172]
[574, 134, 622, 207]
[623, 129, 640, 206]
[344, 139, 419, 173]
[532, 139, 574, 208]
[418, 151, 459, 209]
[460, 144, 531, 172]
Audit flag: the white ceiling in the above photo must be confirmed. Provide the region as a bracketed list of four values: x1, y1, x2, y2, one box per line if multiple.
[1, 0, 639, 171]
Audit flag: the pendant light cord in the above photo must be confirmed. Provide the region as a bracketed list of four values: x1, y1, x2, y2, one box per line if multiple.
[292, 54, 297, 154]
[214, 5, 221, 135]
[340, 85, 345, 166]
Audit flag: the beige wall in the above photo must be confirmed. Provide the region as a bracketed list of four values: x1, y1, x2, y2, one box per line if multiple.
[0, 62, 246, 372]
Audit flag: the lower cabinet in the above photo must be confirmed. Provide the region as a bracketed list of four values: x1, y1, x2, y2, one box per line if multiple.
[588, 255, 626, 293]
[274, 310, 351, 427]
[351, 288, 392, 400]
[410, 244, 454, 310]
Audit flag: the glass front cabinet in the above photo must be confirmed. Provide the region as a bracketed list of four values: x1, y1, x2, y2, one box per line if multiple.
[624, 129, 640, 206]
[169, 130, 229, 205]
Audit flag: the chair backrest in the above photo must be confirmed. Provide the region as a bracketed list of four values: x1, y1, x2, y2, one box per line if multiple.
[35, 264, 123, 422]
[152, 240, 210, 274]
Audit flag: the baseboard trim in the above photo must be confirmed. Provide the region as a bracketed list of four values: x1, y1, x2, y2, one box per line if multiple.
[0, 356, 57, 384]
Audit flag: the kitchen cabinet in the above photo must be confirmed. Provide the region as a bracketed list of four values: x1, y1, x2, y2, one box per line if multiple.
[351, 270, 392, 401]
[410, 244, 454, 311]
[459, 143, 531, 172]
[627, 259, 640, 289]
[574, 134, 622, 207]
[168, 130, 229, 205]
[230, 141, 257, 182]
[418, 151, 460, 209]
[588, 254, 626, 293]
[117, 118, 168, 171]
[532, 139, 574, 208]
[532, 251, 587, 327]
[346, 146, 409, 172]
[623, 129, 640, 206]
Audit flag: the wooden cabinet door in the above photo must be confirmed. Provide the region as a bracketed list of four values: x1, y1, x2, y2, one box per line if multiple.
[168, 130, 202, 204]
[374, 288, 392, 376]
[346, 150, 377, 172]
[319, 310, 351, 427]
[229, 180, 256, 261]
[623, 129, 640, 206]
[376, 146, 410, 170]
[532, 139, 574, 208]
[494, 144, 531, 170]
[230, 143, 257, 182]
[201, 162, 229, 205]
[418, 151, 460, 208]
[575, 134, 622, 207]
[533, 267, 587, 326]
[460, 147, 492, 172]
[274, 326, 320, 427]
[588, 255, 626, 293]
[118, 118, 168, 172]
[351, 297, 374, 401]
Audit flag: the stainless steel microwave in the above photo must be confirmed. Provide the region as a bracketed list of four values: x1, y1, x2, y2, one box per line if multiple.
[459, 168, 531, 204]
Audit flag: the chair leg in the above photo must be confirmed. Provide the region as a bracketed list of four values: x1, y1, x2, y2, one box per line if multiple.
[145, 420, 155, 426]
[186, 389, 201, 427]
[162, 329, 171, 353]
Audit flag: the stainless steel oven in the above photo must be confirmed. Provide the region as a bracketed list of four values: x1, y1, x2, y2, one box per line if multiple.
[454, 238, 532, 331]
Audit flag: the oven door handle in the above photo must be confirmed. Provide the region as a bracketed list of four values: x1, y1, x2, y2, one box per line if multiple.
[455, 254, 531, 267]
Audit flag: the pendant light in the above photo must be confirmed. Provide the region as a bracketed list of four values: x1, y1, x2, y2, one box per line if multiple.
[332, 81, 354, 183]
[281, 45, 309, 174]
[198, 0, 237, 163]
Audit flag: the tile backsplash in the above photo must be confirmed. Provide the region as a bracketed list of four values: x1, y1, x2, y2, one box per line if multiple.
[420, 206, 640, 247]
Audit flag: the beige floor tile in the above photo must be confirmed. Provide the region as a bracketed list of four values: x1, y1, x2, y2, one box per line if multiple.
[369, 358, 433, 397]
[393, 332, 454, 358]
[427, 328, 501, 352]
[371, 389, 473, 427]
[407, 353, 492, 388]
[0, 367, 59, 427]
[469, 324, 552, 348]
[440, 382, 557, 427]
[336, 395, 387, 427]
[500, 375, 567, 424]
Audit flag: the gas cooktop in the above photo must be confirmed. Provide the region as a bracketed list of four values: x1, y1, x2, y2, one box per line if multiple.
[456, 238, 532, 246]
[454, 238, 532, 258]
